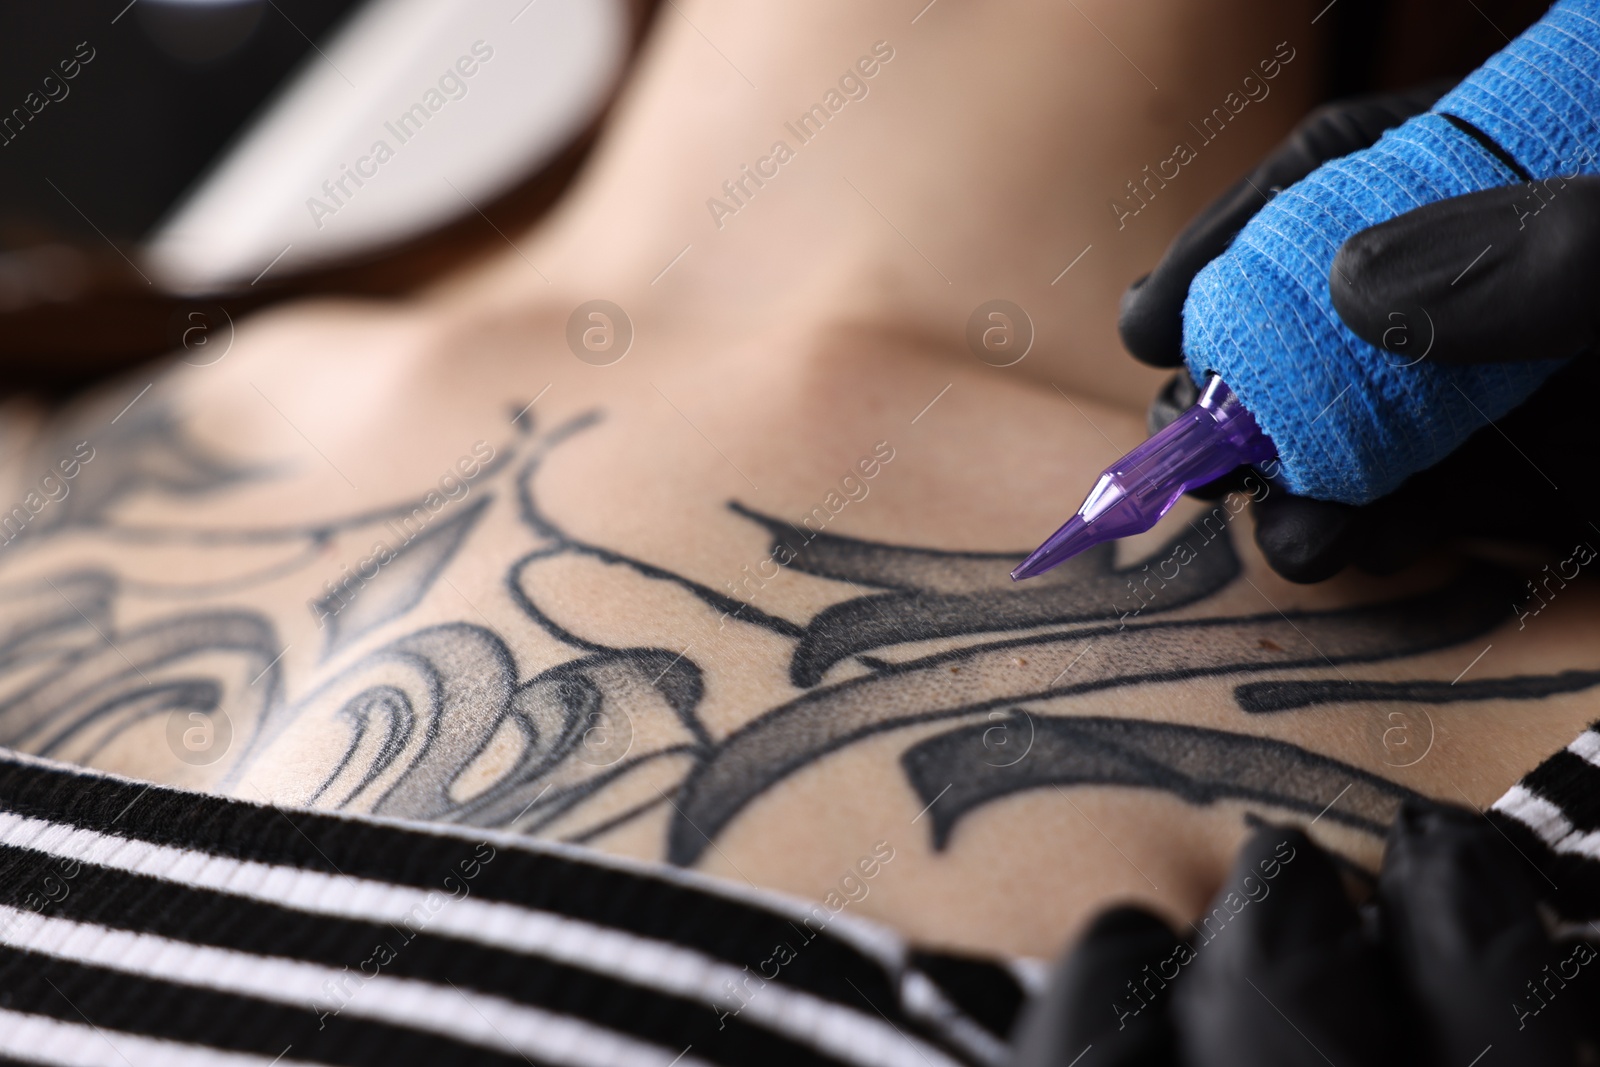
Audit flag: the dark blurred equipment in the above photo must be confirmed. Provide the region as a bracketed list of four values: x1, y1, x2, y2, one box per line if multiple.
[0, 2, 362, 249]
[1010, 804, 1599, 1067]
[0, 0, 654, 390]
[136, 1, 268, 65]
[1323, 0, 1551, 98]
[1330, 178, 1600, 367]
[0, 0, 360, 382]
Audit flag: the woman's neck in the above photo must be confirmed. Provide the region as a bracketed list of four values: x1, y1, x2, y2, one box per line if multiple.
[440, 0, 1323, 409]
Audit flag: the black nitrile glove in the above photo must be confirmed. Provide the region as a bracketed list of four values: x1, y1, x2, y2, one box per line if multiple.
[1122, 87, 1600, 583]
[1119, 85, 1449, 370]
[1330, 176, 1600, 365]
[1008, 801, 1598, 1067]
[1008, 907, 1180, 1066]
[1168, 827, 1403, 1067]
[1377, 803, 1582, 1066]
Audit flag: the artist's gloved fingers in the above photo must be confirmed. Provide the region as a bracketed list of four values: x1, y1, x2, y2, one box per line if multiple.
[1172, 827, 1402, 1067]
[1119, 86, 1447, 368]
[1378, 800, 1585, 1066]
[1250, 493, 1369, 583]
[1008, 906, 1180, 1067]
[1332, 176, 1600, 364]
[1119, 175, 1274, 368]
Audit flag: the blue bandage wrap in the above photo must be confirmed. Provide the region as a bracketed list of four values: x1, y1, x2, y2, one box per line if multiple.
[1183, 0, 1600, 504]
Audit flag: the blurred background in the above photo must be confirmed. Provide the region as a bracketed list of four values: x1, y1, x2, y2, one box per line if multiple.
[0, 0, 1548, 393]
[0, 0, 652, 388]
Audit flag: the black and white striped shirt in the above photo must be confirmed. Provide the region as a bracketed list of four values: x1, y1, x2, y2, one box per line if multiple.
[0, 720, 1593, 1067]
[0, 750, 1029, 1067]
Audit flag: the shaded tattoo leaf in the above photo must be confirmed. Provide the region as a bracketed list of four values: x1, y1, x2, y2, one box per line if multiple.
[901, 714, 1421, 850]
[254, 617, 708, 841]
[314, 497, 489, 655]
[0, 594, 282, 787]
[728, 504, 1242, 686]
[306, 685, 417, 808]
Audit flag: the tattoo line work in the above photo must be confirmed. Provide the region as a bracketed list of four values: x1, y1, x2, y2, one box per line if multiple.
[0, 404, 1586, 865]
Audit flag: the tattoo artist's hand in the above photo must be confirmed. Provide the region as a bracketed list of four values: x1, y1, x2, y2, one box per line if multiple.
[1121, 86, 1600, 582]
[1008, 801, 1598, 1067]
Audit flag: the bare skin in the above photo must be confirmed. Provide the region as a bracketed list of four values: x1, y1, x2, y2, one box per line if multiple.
[0, 0, 1592, 960]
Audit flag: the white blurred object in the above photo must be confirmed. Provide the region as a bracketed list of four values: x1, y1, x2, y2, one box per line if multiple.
[147, 0, 628, 293]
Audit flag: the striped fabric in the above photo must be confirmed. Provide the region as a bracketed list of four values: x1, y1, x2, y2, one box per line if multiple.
[0, 722, 1592, 1067]
[1490, 719, 1600, 920]
[0, 752, 1026, 1067]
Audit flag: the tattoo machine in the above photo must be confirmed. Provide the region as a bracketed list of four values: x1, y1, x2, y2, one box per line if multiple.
[1014, 0, 1600, 581]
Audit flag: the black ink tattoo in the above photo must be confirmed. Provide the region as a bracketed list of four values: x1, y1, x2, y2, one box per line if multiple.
[900, 715, 1418, 850]
[662, 545, 1520, 863]
[0, 402, 1590, 869]
[312, 499, 488, 655]
[1235, 670, 1600, 713]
